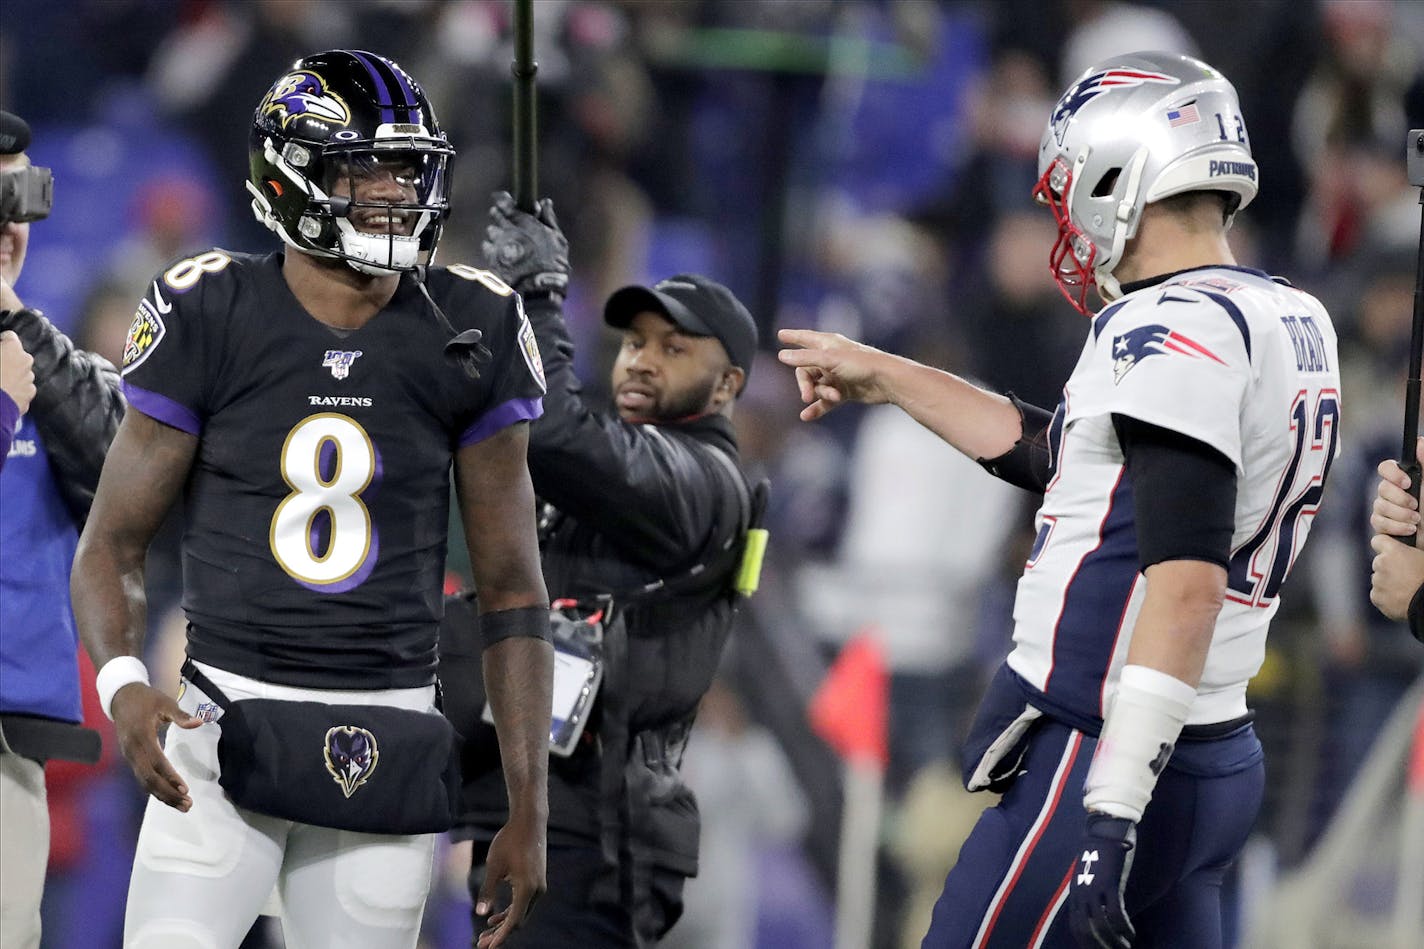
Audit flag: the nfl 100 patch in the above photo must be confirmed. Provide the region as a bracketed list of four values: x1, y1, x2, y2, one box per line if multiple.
[324, 724, 380, 798]
[322, 349, 363, 380]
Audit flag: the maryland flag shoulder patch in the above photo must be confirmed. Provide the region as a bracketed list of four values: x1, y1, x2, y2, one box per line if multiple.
[515, 296, 546, 393]
[122, 301, 166, 371]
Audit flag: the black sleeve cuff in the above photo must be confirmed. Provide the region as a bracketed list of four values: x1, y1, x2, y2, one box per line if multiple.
[479, 605, 553, 650]
[977, 393, 1056, 494]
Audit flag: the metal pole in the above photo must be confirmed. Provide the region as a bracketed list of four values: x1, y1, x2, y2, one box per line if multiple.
[1402, 130, 1424, 508]
[511, 0, 537, 212]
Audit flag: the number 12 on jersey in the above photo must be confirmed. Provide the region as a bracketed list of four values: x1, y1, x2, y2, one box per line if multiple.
[1226, 390, 1340, 607]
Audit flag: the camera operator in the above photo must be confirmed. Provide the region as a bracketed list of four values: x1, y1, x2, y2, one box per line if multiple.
[0, 109, 118, 948]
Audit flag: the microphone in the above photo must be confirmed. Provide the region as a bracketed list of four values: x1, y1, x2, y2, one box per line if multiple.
[445, 329, 485, 352]
[444, 329, 489, 381]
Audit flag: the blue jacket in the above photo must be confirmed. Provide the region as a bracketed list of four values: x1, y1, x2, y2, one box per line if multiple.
[0, 307, 122, 726]
[2, 420, 83, 721]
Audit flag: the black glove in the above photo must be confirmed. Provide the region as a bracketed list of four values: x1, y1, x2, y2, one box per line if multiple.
[1068, 813, 1137, 948]
[482, 190, 569, 297]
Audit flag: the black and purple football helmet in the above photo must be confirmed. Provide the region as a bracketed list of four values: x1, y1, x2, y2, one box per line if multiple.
[247, 50, 455, 275]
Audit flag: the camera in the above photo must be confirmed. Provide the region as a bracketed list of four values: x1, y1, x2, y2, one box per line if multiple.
[0, 165, 53, 224]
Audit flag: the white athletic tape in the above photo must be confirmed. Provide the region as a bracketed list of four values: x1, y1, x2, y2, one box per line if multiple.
[96, 655, 151, 721]
[1083, 664, 1196, 822]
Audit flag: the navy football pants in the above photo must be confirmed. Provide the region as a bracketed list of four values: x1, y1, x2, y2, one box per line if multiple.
[922, 718, 1263, 948]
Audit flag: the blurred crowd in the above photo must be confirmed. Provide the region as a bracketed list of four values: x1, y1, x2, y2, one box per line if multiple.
[1, 1, 1421, 947]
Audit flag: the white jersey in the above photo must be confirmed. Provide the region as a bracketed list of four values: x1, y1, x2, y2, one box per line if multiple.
[1006, 266, 1340, 727]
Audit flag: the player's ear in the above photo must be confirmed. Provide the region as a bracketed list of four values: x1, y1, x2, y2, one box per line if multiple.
[716, 366, 745, 404]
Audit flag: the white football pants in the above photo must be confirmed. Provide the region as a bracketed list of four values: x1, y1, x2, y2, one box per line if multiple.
[123, 662, 437, 949]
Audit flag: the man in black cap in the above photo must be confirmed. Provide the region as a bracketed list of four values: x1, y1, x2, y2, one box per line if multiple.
[446, 192, 766, 948]
[0, 109, 112, 949]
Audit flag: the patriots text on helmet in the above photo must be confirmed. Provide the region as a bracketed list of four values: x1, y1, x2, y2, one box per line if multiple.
[1208, 160, 1257, 181]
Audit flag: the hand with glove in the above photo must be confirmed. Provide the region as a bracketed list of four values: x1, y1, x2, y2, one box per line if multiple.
[1068, 812, 1137, 948]
[482, 191, 570, 298]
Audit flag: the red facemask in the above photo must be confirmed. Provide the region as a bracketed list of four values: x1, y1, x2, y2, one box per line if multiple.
[1033, 158, 1098, 317]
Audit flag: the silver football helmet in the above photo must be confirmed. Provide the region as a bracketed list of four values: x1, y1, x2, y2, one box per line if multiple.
[1034, 51, 1258, 314]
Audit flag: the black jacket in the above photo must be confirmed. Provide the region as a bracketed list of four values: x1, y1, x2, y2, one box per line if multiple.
[451, 292, 753, 910]
[0, 307, 123, 526]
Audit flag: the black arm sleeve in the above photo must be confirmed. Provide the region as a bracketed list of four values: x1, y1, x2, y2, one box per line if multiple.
[978, 393, 1055, 494]
[1113, 414, 1236, 571]
[0, 307, 124, 527]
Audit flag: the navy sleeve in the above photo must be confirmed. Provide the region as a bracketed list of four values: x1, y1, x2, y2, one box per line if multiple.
[0, 391, 16, 472]
[1114, 413, 1237, 570]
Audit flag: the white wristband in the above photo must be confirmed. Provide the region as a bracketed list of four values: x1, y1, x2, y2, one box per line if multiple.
[1083, 664, 1196, 822]
[96, 656, 151, 721]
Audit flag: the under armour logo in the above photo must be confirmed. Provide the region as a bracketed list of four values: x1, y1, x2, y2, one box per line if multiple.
[1077, 849, 1100, 886]
[1149, 741, 1174, 776]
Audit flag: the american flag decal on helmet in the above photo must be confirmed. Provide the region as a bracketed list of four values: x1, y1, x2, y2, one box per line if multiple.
[1051, 69, 1180, 145]
[1111, 324, 1226, 384]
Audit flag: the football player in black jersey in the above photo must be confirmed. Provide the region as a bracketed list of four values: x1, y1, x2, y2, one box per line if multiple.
[72, 51, 554, 949]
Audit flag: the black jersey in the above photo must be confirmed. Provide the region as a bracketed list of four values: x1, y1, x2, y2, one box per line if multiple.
[120, 250, 546, 689]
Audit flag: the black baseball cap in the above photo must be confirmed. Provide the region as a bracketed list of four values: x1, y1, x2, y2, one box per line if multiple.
[0, 111, 31, 155]
[604, 274, 759, 384]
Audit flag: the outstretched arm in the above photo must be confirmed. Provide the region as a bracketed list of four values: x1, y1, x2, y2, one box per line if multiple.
[776, 328, 1024, 461]
[71, 410, 203, 810]
[455, 421, 553, 949]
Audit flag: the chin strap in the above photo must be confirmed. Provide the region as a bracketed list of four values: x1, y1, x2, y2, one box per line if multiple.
[1097, 272, 1124, 303]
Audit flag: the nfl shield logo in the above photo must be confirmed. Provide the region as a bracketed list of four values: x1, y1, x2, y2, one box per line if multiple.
[322, 350, 363, 380]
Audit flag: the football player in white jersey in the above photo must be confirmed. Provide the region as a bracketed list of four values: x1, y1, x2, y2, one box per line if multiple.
[779, 52, 1340, 948]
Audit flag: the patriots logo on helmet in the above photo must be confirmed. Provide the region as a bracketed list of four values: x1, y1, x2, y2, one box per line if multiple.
[324, 725, 379, 799]
[1111, 324, 1226, 383]
[262, 71, 352, 129]
[1050, 69, 1179, 146]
